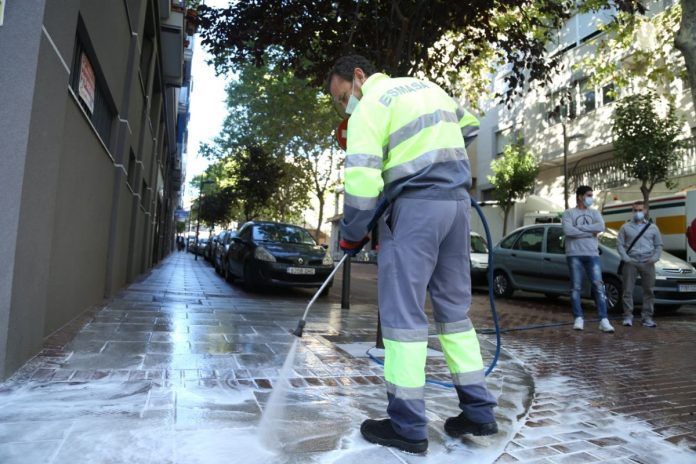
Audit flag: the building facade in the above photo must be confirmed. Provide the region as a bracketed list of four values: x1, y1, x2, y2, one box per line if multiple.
[474, 1, 695, 210]
[0, 0, 192, 379]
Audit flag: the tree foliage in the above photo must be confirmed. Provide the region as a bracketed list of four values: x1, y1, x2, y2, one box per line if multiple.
[196, 0, 580, 104]
[613, 92, 684, 208]
[488, 142, 540, 234]
[576, 3, 685, 98]
[201, 56, 339, 236]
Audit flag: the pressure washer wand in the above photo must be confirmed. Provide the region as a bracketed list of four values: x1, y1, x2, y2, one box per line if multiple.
[292, 199, 389, 337]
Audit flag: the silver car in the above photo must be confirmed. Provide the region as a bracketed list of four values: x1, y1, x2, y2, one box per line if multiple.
[492, 224, 696, 312]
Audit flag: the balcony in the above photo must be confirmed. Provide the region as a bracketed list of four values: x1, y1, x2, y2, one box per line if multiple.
[570, 137, 696, 191]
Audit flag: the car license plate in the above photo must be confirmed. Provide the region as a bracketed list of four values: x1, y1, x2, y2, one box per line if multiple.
[287, 267, 315, 275]
[678, 284, 696, 292]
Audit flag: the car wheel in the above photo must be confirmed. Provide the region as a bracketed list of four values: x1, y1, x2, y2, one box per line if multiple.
[319, 279, 333, 297]
[603, 276, 622, 313]
[223, 261, 232, 283]
[243, 261, 258, 292]
[492, 271, 514, 298]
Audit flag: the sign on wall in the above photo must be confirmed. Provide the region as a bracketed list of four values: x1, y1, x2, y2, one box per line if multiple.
[78, 53, 95, 114]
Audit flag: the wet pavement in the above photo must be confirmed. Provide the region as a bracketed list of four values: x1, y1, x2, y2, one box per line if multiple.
[0, 252, 694, 463]
[0, 253, 530, 463]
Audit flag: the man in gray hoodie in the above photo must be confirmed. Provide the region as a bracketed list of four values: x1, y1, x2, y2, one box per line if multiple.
[617, 200, 662, 328]
[562, 186, 615, 332]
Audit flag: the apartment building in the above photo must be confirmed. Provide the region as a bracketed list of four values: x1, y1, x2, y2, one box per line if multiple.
[0, 0, 194, 379]
[474, 1, 695, 209]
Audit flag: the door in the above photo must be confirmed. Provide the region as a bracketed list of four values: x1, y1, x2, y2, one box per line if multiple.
[507, 227, 545, 289]
[542, 226, 571, 294]
[228, 226, 251, 276]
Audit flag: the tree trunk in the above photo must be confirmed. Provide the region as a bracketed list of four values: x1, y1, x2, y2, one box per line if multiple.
[503, 206, 510, 236]
[315, 196, 325, 244]
[675, 0, 696, 115]
[641, 182, 651, 218]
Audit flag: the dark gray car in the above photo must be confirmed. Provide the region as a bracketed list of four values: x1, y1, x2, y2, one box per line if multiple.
[492, 224, 696, 312]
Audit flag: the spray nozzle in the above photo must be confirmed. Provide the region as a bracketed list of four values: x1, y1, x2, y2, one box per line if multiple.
[291, 319, 306, 337]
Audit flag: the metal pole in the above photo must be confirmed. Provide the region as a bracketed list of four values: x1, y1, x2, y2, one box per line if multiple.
[563, 122, 569, 210]
[341, 256, 351, 309]
[194, 178, 204, 261]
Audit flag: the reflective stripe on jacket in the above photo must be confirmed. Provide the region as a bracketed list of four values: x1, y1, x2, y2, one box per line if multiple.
[341, 73, 477, 242]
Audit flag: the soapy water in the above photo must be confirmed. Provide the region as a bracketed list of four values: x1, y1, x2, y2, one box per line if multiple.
[258, 337, 300, 449]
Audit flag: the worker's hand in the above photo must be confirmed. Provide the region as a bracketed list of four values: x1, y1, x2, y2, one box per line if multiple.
[340, 236, 370, 256]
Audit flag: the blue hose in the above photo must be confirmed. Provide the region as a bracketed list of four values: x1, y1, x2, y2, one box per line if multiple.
[366, 196, 502, 389]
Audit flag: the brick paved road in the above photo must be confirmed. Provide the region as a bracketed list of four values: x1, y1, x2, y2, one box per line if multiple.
[0, 253, 693, 463]
[344, 263, 696, 462]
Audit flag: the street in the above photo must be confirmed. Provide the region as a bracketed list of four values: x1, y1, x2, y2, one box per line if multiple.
[0, 253, 694, 463]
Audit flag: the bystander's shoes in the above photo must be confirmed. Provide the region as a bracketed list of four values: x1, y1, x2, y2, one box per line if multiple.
[573, 317, 584, 330]
[599, 318, 615, 333]
[642, 318, 657, 328]
[623, 317, 633, 327]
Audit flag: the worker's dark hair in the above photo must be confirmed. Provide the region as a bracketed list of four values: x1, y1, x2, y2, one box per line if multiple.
[325, 55, 377, 93]
[576, 185, 593, 198]
[633, 200, 645, 207]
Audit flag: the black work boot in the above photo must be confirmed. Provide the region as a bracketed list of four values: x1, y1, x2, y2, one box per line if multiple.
[444, 413, 498, 437]
[360, 419, 428, 454]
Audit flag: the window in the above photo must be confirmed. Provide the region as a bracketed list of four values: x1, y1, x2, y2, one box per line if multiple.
[495, 128, 511, 156]
[602, 83, 616, 105]
[500, 232, 520, 249]
[481, 188, 496, 202]
[546, 227, 565, 254]
[141, 179, 148, 206]
[548, 87, 575, 124]
[513, 228, 544, 253]
[253, 224, 316, 245]
[127, 150, 136, 190]
[495, 127, 523, 156]
[578, 79, 596, 114]
[69, 21, 116, 147]
[471, 235, 488, 254]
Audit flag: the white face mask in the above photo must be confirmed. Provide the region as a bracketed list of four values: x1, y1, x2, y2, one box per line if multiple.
[584, 196, 594, 207]
[634, 211, 645, 222]
[345, 79, 360, 115]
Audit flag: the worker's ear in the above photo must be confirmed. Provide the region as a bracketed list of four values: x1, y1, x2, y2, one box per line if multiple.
[354, 67, 366, 83]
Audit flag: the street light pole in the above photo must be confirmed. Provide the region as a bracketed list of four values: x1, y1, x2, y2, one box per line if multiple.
[563, 122, 569, 210]
[194, 179, 213, 261]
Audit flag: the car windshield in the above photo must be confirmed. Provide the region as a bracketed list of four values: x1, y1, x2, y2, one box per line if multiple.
[253, 224, 316, 245]
[598, 228, 619, 249]
[471, 235, 488, 253]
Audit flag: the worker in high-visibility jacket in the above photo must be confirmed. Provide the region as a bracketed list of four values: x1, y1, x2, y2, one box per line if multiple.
[327, 55, 497, 454]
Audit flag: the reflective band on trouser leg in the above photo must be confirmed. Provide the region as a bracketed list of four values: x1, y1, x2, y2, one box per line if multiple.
[383, 338, 428, 440]
[439, 329, 497, 424]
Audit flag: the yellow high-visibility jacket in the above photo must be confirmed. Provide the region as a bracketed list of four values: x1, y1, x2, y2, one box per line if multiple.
[341, 73, 479, 242]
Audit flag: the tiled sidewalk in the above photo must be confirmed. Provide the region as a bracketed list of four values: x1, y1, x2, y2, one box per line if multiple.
[0, 253, 532, 464]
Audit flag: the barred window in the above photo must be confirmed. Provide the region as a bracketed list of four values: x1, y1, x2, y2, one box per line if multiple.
[69, 20, 116, 148]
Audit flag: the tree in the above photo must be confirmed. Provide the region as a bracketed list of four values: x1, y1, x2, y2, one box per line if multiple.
[613, 92, 684, 211]
[201, 57, 339, 237]
[196, 0, 575, 104]
[675, 0, 696, 109]
[232, 145, 285, 221]
[488, 142, 540, 235]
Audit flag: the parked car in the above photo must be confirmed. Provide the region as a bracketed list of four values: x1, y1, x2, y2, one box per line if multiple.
[203, 236, 215, 261]
[213, 230, 237, 274]
[223, 221, 335, 293]
[492, 224, 696, 312]
[195, 237, 209, 257]
[470, 231, 489, 285]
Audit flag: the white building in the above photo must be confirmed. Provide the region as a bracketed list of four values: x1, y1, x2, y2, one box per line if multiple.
[474, 1, 695, 211]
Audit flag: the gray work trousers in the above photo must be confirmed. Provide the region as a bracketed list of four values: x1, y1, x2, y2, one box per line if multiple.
[622, 261, 656, 320]
[377, 196, 496, 441]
